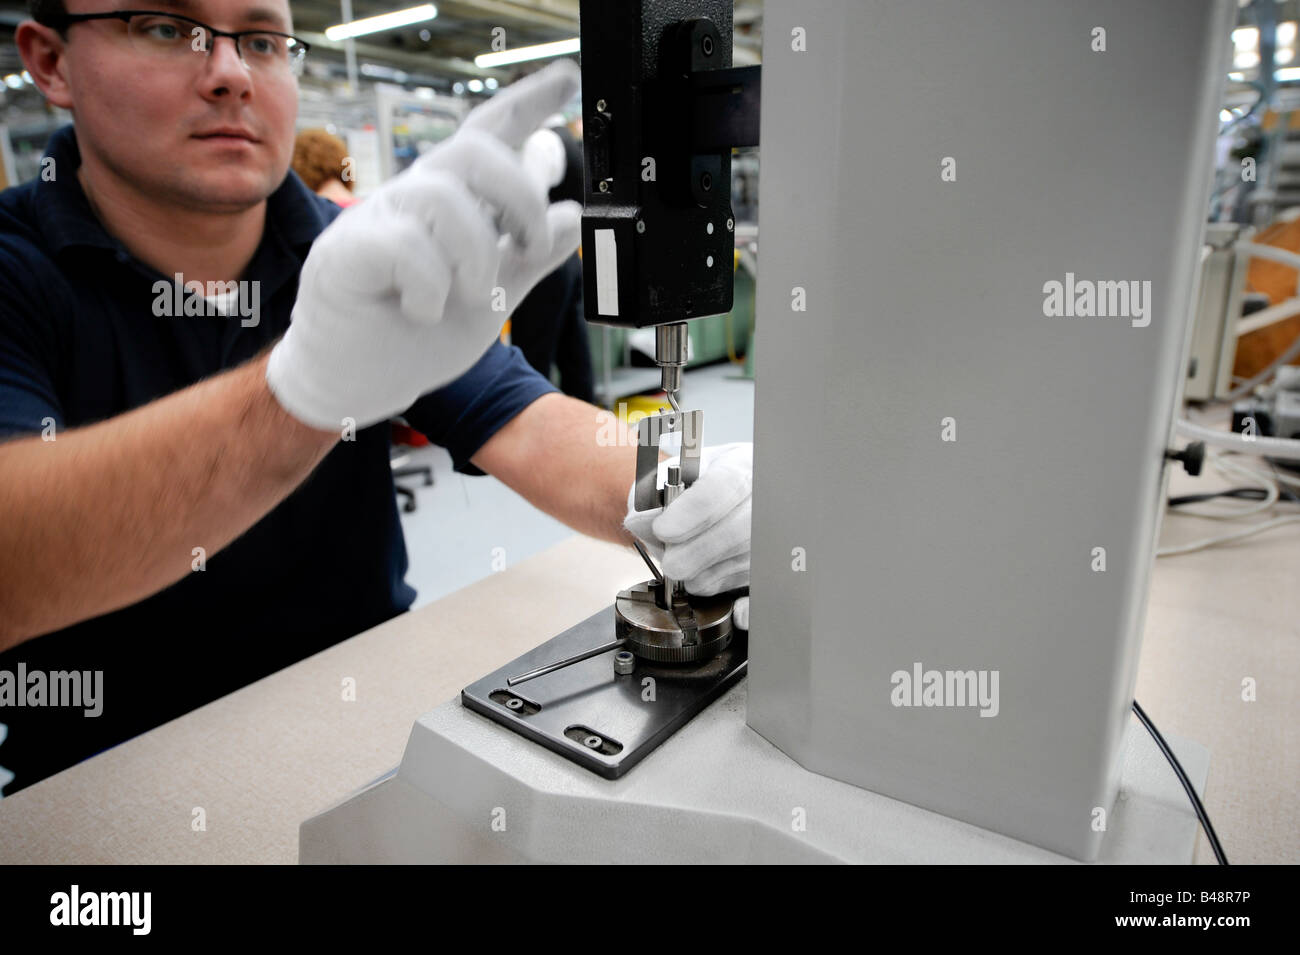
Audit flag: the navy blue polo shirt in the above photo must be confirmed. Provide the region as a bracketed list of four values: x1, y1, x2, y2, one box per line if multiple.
[0, 125, 558, 794]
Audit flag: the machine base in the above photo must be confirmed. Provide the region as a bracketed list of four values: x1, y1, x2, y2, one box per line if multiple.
[300, 683, 1211, 864]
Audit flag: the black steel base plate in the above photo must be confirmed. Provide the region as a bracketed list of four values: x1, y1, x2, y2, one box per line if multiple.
[461, 605, 748, 779]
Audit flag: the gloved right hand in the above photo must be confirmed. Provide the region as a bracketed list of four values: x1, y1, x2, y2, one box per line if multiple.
[266, 60, 582, 431]
[624, 441, 753, 604]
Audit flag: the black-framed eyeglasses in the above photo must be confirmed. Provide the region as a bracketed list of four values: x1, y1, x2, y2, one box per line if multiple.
[44, 9, 310, 77]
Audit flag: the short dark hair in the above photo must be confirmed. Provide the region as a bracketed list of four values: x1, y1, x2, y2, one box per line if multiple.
[28, 1, 68, 27]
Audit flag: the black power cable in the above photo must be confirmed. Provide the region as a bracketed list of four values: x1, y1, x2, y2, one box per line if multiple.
[1132, 699, 1229, 865]
[1168, 481, 1300, 507]
[1168, 487, 1269, 507]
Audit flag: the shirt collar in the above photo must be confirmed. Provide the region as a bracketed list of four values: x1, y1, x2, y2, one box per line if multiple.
[36, 124, 331, 261]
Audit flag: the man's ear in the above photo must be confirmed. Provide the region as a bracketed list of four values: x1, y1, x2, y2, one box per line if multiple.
[16, 21, 74, 110]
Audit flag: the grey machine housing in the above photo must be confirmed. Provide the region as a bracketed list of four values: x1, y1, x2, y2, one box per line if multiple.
[746, 0, 1233, 860]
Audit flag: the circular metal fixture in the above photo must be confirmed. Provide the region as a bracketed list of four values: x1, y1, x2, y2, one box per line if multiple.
[615, 581, 733, 664]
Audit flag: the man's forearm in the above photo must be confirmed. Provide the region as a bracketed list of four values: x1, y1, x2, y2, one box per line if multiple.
[471, 392, 638, 545]
[0, 351, 338, 649]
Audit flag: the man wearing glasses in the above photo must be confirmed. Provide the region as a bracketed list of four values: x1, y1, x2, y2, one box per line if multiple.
[0, 1, 754, 794]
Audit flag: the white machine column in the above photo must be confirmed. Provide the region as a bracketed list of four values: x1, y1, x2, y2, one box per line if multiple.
[746, 0, 1233, 861]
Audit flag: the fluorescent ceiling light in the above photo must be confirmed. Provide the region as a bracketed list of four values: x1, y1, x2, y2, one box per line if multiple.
[1278, 66, 1300, 82]
[326, 4, 437, 42]
[475, 37, 579, 69]
[360, 63, 409, 82]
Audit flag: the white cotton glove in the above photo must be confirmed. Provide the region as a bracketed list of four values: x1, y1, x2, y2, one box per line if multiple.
[624, 442, 753, 629]
[732, 594, 749, 630]
[266, 60, 583, 431]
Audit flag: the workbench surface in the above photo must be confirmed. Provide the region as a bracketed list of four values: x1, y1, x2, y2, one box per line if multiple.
[0, 471, 1294, 864]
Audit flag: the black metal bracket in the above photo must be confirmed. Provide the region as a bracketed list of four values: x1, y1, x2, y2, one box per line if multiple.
[689, 65, 761, 152]
[579, 0, 761, 328]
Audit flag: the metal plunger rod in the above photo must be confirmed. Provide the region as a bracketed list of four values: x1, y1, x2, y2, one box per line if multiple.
[656, 323, 690, 400]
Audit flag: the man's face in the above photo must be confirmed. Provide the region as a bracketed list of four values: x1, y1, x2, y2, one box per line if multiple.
[56, 0, 299, 212]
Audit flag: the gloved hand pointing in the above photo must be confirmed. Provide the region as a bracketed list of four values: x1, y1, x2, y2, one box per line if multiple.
[267, 60, 582, 431]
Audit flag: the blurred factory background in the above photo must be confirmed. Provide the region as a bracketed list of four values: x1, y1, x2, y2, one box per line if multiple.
[1, 0, 1297, 607]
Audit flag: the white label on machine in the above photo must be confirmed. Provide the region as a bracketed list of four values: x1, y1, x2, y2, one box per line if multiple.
[595, 228, 619, 316]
